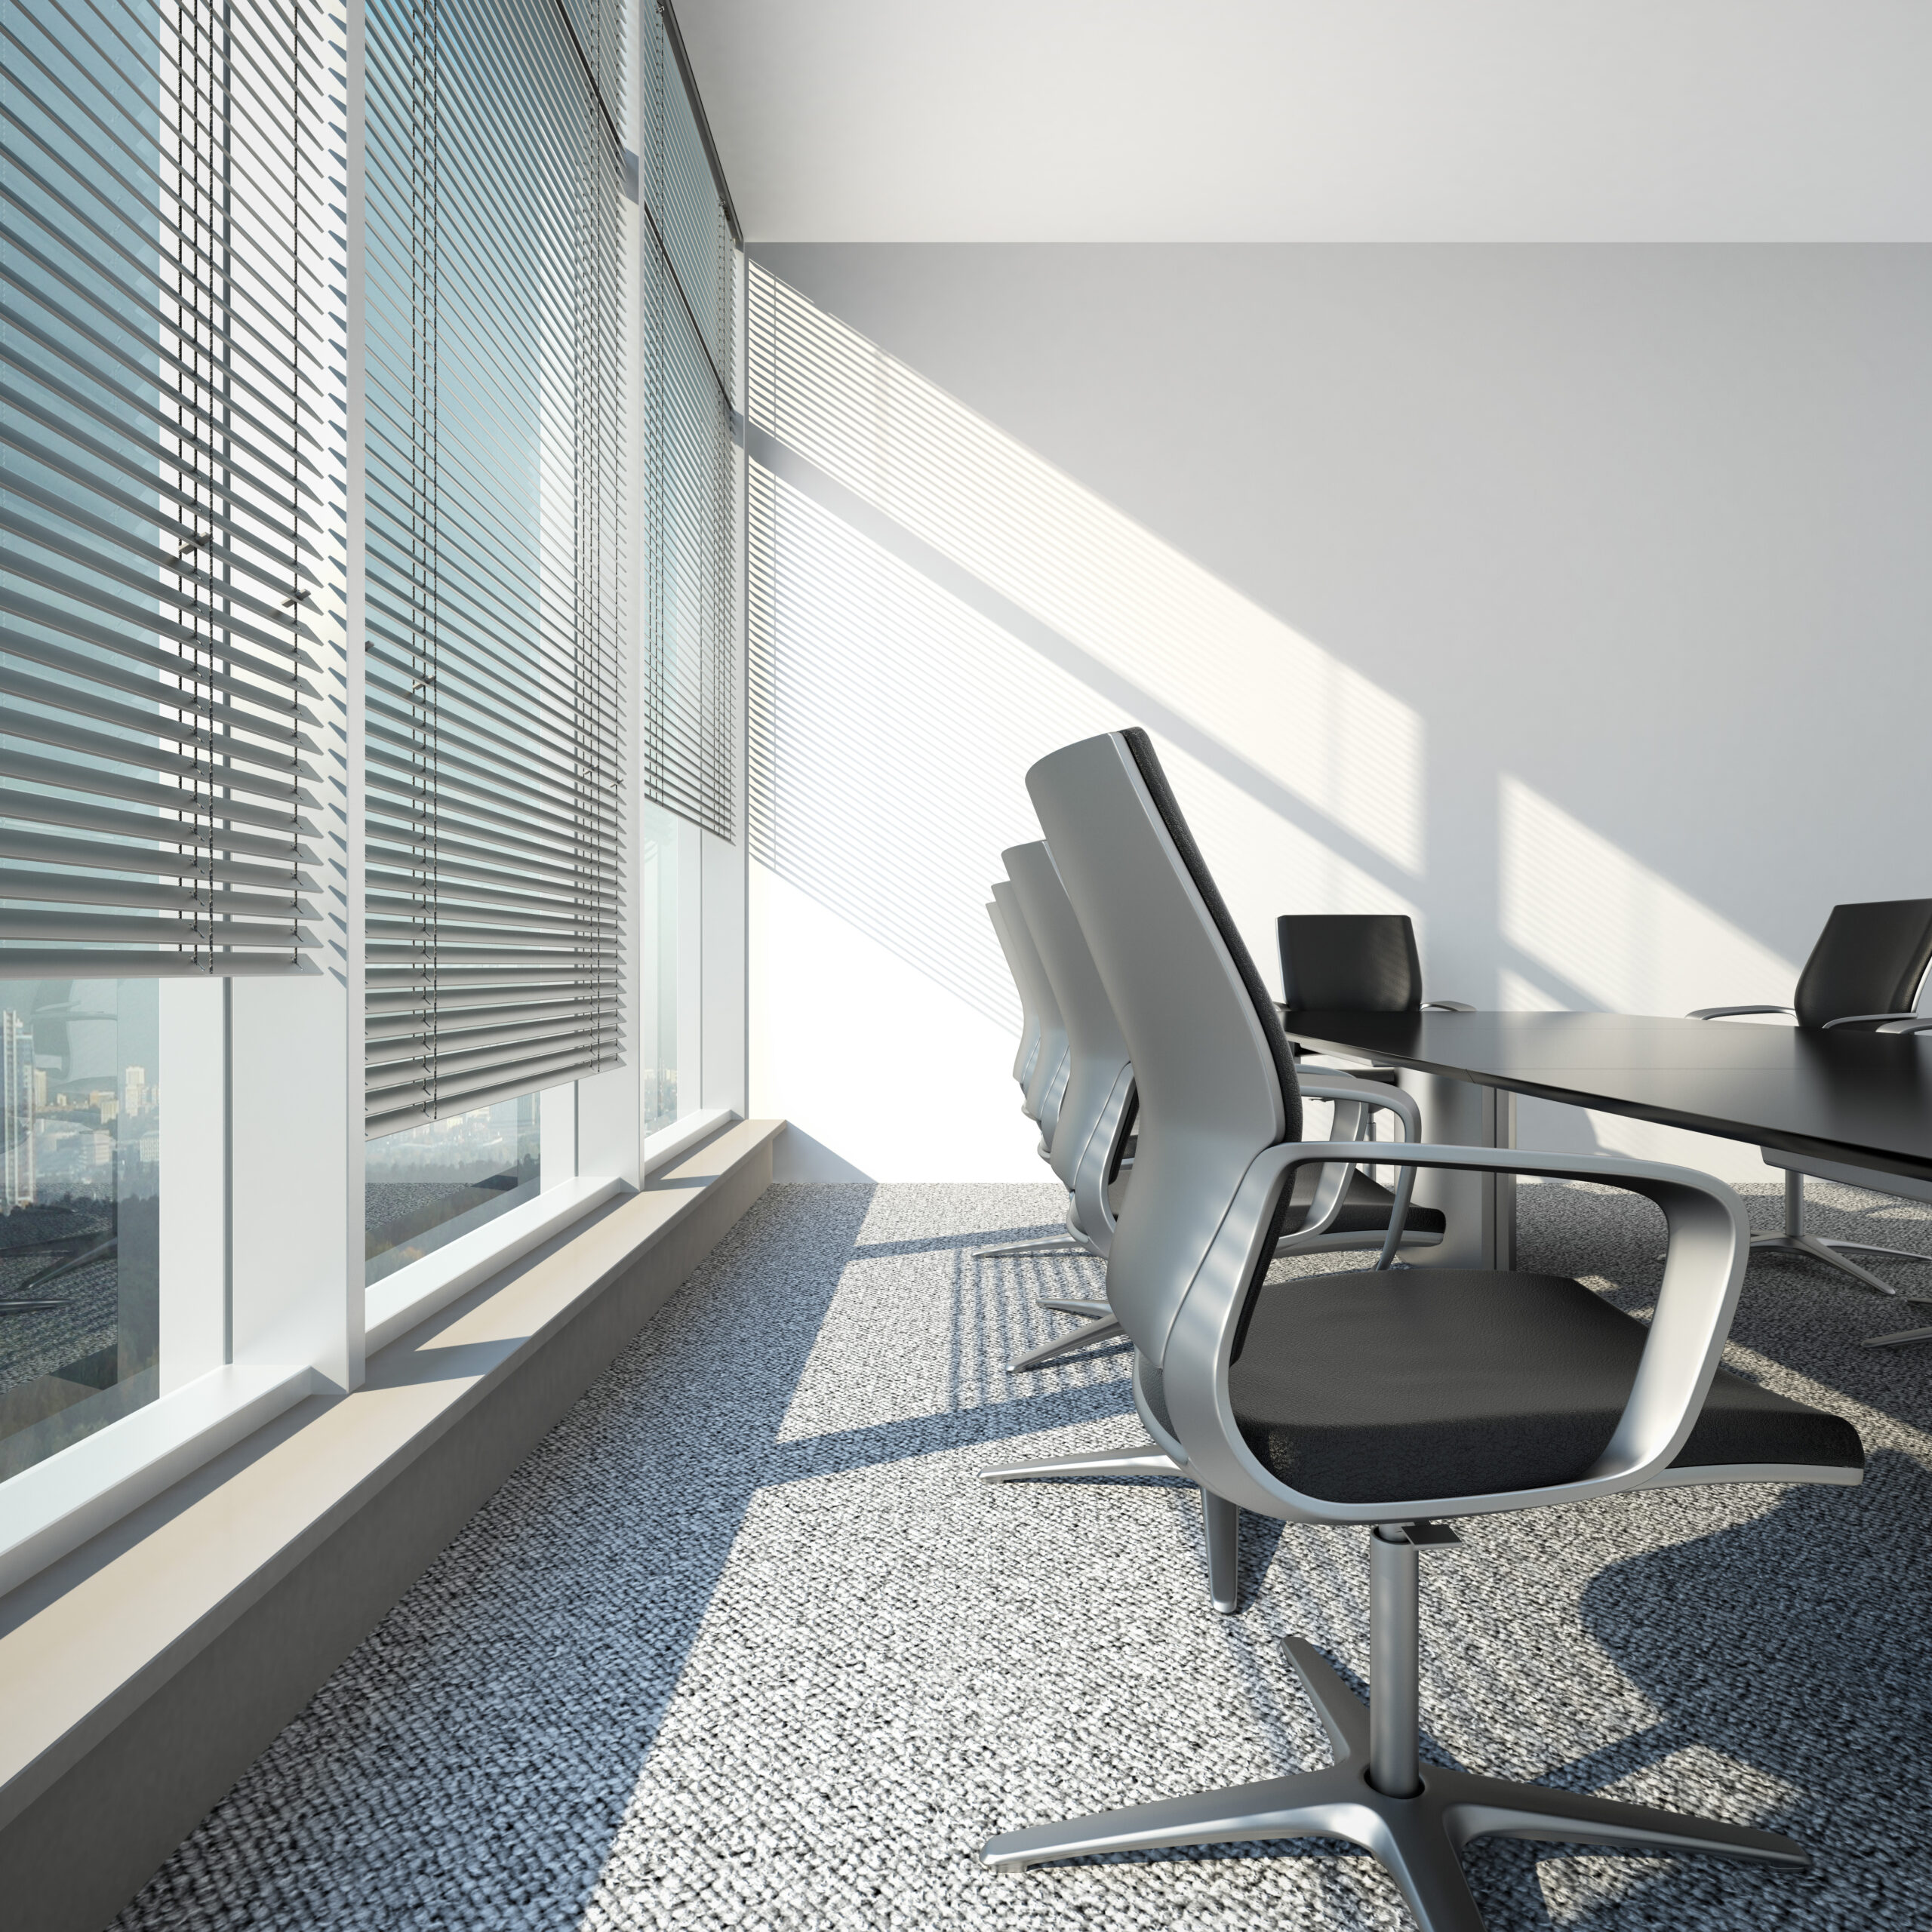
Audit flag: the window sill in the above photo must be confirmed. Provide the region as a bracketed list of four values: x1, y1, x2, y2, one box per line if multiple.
[644, 1105, 738, 1177]
[0, 1366, 316, 1603]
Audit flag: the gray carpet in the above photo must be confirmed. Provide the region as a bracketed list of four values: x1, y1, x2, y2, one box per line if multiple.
[118, 1179, 1932, 1930]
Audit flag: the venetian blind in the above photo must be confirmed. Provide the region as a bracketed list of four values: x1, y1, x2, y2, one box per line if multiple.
[2, 0, 328, 974]
[361, 0, 629, 1136]
[638, 0, 736, 840]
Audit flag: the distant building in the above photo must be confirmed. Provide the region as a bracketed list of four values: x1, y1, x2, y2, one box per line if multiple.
[2, 1011, 35, 1210]
[124, 1066, 147, 1116]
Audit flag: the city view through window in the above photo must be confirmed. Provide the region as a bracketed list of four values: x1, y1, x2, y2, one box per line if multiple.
[365, 1095, 542, 1284]
[0, 980, 160, 1480]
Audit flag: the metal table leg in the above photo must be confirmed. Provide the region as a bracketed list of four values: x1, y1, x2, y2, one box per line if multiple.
[1395, 1074, 1515, 1269]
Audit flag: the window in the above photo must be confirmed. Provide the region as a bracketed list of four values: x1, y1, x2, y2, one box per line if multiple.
[365, 1093, 540, 1284]
[3, 0, 327, 1472]
[360, 0, 630, 1259]
[0, 979, 158, 1478]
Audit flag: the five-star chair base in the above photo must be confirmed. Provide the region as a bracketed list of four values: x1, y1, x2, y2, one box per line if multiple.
[983, 1527, 1807, 1931]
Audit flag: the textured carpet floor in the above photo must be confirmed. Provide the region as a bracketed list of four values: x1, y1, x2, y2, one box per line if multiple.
[119, 1178, 1932, 1931]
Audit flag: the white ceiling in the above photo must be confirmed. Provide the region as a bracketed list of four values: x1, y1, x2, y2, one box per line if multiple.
[674, 0, 1932, 242]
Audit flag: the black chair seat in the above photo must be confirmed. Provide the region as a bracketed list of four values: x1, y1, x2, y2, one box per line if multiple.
[1280, 1164, 1447, 1240]
[1229, 1270, 1863, 1504]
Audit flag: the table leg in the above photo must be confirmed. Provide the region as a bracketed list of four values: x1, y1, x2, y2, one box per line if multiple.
[1395, 1074, 1515, 1269]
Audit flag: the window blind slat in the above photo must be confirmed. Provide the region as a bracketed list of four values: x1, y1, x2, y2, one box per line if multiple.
[2, 669, 308, 770]
[0, 633, 310, 737]
[0, 908, 313, 946]
[5, 714, 309, 798]
[0, 826, 315, 890]
[0, 868, 309, 915]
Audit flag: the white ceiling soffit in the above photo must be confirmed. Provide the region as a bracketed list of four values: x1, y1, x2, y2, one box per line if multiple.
[672, 0, 1932, 242]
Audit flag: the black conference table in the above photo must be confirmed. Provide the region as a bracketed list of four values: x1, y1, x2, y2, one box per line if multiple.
[1280, 1011, 1932, 1322]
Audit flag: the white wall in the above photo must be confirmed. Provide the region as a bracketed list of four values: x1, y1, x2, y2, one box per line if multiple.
[746, 245, 1932, 1181]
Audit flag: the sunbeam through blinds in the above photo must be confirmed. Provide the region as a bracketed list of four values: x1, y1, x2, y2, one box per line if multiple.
[639, 0, 735, 841]
[361, 0, 628, 1137]
[2, 0, 328, 975]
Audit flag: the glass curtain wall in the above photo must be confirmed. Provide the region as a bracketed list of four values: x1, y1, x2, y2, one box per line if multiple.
[638, 801, 679, 1134]
[5, 0, 742, 1474]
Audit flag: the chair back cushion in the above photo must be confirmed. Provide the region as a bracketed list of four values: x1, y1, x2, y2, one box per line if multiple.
[1792, 900, 1932, 1029]
[1278, 913, 1423, 1013]
[1027, 728, 1300, 1360]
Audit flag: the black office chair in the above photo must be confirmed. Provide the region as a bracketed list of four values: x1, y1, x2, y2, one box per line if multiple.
[1691, 898, 1932, 1296]
[1277, 912, 1473, 1018]
[1274, 911, 1470, 1260]
[985, 727, 1864, 1932]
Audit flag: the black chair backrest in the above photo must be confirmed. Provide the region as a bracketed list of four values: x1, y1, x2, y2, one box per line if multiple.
[1278, 913, 1423, 1013]
[1792, 900, 1932, 1029]
[1028, 727, 1300, 1359]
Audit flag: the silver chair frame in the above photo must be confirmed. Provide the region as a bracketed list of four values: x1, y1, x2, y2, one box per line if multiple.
[984, 860, 1440, 1613]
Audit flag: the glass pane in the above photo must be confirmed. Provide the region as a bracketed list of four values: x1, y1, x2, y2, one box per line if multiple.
[365, 1094, 542, 1285]
[0, 979, 160, 1481]
[641, 801, 681, 1137]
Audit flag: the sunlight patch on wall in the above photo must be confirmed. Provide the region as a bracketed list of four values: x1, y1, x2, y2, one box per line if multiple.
[1497, 968, 1571, 1014]
[750, 464, 1406, 1023]
[748, 263, 1423, 876]
[1500, 776, 1793, 1017]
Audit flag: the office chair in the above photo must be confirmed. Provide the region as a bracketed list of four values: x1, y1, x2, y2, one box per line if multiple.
[1691, 897, 1932, 1296]
[983, 728, 1863, 1931]
[983, 845, 1442, 1607]
[989, 878, 1069, 1148]
[1276, 911, 1473, 1256]
[986, 897, 1040, 1095]
[977, 875, 1080, 1277]
[977, 843, 1136, 1348]
[1277, 912, 1475, 1020]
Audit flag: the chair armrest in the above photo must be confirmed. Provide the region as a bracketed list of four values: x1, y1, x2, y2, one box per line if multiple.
[1296, 1078, 1421, 1141]
[1823, 1011, 1923, 1031]
[1292, 1081, 1421, 1266]
[1161, 1140, 1749, 1530]
[1422, 999, 1475, 1013]
[1878, 1017, 1932, 1035]
[1687, 1004, 1792, 1021]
